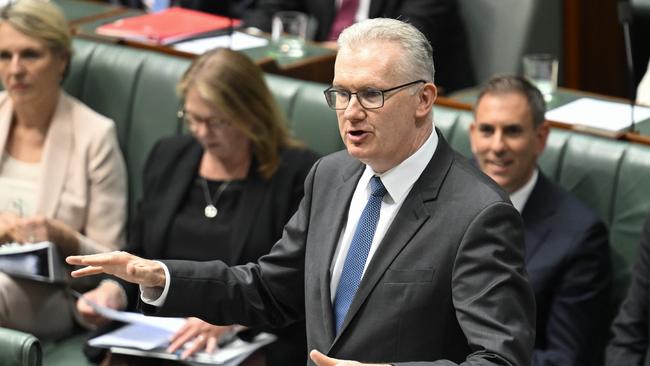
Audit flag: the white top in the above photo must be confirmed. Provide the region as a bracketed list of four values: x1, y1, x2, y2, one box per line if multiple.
[329, 130, 438, 301]
[0, 154, 40, 217]
[509, 169, 538, 214]
[637, 60, 650, 107]
[142, 127, 439, 307]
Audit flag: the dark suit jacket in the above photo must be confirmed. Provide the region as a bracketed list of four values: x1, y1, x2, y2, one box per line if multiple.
[147, 131, 535, 365]
[522, 173, 611, 366]
[126, 134, 318, 365]
[606, 215, 650, 366]
[243, 0, 475, 92]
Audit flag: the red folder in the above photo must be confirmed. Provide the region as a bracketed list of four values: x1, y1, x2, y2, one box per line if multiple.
[96, 7, 241, 45]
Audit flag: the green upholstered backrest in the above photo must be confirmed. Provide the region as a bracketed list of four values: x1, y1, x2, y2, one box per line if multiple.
[0, 327, 41, 366]
[66, 39, 191, 216]
[440, 117, 650, 328]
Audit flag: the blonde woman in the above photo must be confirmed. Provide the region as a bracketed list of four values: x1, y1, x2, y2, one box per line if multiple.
[0, 0, 127, 339]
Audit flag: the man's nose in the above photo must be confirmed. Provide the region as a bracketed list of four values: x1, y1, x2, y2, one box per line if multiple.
[343, 94, 366, 121]
[490, 132, 507, 154]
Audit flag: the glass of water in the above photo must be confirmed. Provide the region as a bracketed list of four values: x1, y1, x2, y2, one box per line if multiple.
[271, 11, 308, 58]
[523, 53, 559, 102]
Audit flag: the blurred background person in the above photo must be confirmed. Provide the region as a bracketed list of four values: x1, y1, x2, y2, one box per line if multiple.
[242, 0, 474, 93]
[606, 213, 650, 365]
[78, 48, 317, 365]
[469, 74, 612, 365]
[0, 0, 127, 340]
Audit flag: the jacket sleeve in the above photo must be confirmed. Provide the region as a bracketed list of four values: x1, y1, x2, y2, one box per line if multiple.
[606, 217, 650, 366]
[533, 221, 611, 365]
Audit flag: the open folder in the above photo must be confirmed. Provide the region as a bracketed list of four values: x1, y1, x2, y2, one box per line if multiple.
[79, 295, 275, 365]
[0, 241, 67, 283]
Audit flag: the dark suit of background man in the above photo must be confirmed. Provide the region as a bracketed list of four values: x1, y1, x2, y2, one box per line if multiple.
[606, 215, 650, 365]
[243, 0, 475, 93]
[68, 18, 535, 366]
[469, 75, 612, 366]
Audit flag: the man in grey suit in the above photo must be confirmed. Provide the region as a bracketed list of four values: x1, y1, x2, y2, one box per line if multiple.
[68, 18, 535, 366]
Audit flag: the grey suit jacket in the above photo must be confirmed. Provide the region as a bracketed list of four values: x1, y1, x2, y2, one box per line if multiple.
[150, 131, 535, 365]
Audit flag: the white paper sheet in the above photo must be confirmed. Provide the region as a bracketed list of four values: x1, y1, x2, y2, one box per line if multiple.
[81, 295, 276, 364]
[172, 32, 269, 54]
[545, 98, 650, 131]
[74, 294, 185, 332]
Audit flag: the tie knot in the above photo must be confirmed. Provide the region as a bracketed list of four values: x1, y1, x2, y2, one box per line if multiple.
[370, 176, 387, 198]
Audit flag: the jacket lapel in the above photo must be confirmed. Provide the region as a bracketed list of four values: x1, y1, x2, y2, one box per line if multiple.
[227, 160, 266, 264]
[320, 157, 365, 344]
[37, 92, 72, 217]
[521, 173, 555, 262]
[331, 131, 454, 345]
[148, 141, 202, 257]
[0, 94, 12, 162]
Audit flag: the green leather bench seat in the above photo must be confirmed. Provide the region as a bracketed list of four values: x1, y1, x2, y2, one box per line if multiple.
[433, 105, 650, 308]
[0, 327, 41, 366]
[64, 39, 342, 217]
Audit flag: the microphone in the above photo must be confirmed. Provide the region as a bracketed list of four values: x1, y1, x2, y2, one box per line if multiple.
[225, 0, 234, 49]
[618, 0, 636, 133]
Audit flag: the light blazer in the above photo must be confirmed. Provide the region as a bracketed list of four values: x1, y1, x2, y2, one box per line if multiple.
[606, 215, 650, 366]
[149, 131, 536, 365]
[0, 90, 127, 253]
[243, 0, 475, 92]
[522, 173, 611, 366]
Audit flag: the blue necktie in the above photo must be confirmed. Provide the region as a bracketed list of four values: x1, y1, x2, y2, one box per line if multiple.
[333, 176, 387, 334]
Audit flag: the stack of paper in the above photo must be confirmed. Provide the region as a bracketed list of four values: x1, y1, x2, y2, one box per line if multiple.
[546, 98, 650, 133]
[82, 297, 275, 365]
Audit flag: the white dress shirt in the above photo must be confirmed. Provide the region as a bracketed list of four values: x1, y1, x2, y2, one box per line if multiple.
[329, 131, 438, 301]
[509, 169, 538, 214]
[143, 128, 439, 307]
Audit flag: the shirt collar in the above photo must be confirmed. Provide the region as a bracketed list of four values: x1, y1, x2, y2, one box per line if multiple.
[361, 128, 438, 203]
[509, 169, 538, 213]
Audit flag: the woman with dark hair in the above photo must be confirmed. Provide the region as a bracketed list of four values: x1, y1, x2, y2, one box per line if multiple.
[0, 0, 127, 340]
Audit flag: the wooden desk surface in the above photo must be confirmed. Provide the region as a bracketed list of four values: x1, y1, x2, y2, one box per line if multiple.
[438, 88, 650, 146]
[67, 6, 335, 84]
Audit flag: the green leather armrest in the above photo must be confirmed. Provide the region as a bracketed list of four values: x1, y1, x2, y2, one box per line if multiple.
[0, 327, 42, 366]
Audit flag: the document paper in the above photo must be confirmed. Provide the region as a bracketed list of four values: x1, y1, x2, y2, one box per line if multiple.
[545, 98, 650, 131]
[83, 297, 275, 364]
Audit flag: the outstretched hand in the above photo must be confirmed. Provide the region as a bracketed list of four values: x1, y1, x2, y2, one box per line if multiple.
[66, 251, 166, 288]
[309, 350, 389, 366]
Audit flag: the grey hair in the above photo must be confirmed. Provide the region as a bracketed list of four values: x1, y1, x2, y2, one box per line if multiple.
[337, 18, 434, 84]
[475, 74, 547, 128]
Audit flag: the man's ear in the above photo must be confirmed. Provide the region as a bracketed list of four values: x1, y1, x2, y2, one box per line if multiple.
[535, 121, 551, 155]
[415, 83, 437, 118]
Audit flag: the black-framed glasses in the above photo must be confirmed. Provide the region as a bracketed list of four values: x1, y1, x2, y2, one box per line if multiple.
[323, 79, 427, 110]
[177, 109, 230, 131]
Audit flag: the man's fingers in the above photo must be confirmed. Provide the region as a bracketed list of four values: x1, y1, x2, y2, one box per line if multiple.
[66, 255, 86, 265]
[167, 328, 196, 354]
[310, 350, 337, 366]
[71, 266, 105, 278]
[181, 335, 205, 359]
[205, 336, 217, 353]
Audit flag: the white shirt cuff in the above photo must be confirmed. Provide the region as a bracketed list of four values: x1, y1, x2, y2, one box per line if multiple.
[139, 260, 171, 307]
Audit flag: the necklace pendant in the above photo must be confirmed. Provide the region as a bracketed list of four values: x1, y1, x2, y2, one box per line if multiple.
[204, 204, 218, 218]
